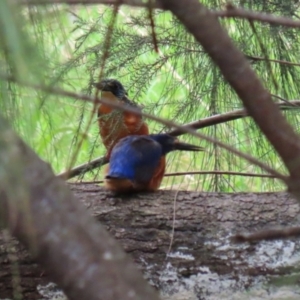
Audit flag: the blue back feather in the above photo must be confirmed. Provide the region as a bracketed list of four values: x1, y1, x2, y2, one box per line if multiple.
[107, 136, 162, 183]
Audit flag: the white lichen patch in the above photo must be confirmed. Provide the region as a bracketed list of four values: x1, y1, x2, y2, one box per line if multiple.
[167, 251, 195, 261]
[159, 262, 300, 300]
[37, 283, 67, 300]
[246, 240, 298, 268]
[205, 231, 300, 270]
[158, 231, 300, 299]
[35, 231, 300, 300]
[103, 251, 113, 260]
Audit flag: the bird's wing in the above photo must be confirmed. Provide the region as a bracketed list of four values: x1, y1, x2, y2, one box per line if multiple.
[108, 136, 162, 183]
[130, 137, 162, 184]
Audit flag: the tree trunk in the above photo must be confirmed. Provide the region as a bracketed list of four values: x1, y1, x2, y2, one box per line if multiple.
[1, 183, 300, 300]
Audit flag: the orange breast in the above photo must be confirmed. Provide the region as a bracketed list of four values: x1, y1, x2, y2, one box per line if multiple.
[98, 107, 149, 158]
[146, 156, 166, 191]
[105, 177, 134, 193]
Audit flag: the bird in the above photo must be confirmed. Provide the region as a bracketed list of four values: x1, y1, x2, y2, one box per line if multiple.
[105, 134, 204, 193]
[93, 79, 149, 158]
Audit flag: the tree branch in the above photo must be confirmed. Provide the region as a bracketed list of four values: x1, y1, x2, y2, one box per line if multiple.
[0, 114, 160, 300]
[161, 0, 300, 198]
[20, 1, 300, 29]
[246, 55, 300, 67]
[18, 0, 164, 8]
[233, 226, 300, 243]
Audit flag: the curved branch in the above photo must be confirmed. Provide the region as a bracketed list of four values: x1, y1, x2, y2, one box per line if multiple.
[59, 101, 300, 179]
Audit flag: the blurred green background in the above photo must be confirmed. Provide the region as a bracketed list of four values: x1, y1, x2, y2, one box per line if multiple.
[1, 0, 300, 192]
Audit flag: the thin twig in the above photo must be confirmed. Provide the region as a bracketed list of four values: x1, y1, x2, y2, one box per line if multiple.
[63, 3, 120, 179]
[60, 156, 108, 179]
[232, 227, 300, 243]
[249, 20, 278, 91]
[21, 0, 300, 30]
[19, 0, 164, 7]
[71, 171, 278, 185]
[165, 171, 277, 178]
[246, 55, 300, 67]
[148, 0, 159, 53]
[167, 190, 178, 256]
[169, 100, 300, 136]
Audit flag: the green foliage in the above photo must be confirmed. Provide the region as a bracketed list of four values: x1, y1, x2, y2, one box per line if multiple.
[1, 0, 300, 192]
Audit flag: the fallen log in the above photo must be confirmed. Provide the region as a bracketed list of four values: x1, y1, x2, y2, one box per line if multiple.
[1, 184, 300, 299]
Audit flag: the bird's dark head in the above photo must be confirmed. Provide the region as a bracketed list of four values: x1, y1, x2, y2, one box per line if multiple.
[93, 79, 127, 99]
[150, 134, 204, 155]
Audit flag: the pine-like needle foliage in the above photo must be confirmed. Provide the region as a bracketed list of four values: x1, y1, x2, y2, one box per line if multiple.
[1, 1, 300, 192]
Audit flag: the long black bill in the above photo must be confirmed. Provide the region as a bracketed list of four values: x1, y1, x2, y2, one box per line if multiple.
[174, 140, 204, 152]
[92, 80, 107, 91]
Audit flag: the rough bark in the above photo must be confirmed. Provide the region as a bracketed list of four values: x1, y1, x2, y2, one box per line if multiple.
[1, 184, 300, 300]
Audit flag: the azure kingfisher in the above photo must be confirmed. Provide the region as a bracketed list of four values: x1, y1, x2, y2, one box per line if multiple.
[105, 134, 204, 193]
[93, 79, 149, 158]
